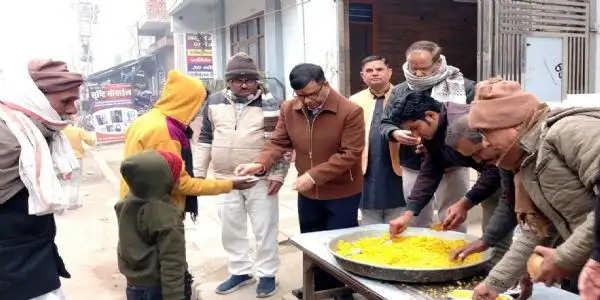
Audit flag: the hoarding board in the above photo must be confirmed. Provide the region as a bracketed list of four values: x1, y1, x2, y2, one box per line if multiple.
[88, 84, 137, 143]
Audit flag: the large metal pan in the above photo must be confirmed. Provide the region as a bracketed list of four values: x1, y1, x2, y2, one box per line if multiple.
[328, 227, 492, 283]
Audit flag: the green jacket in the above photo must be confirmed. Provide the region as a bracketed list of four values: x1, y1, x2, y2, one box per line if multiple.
[115, 151, 186, 300]
[485, 107, 600, 292]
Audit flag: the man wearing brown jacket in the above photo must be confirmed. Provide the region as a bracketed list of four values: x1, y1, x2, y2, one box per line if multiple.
[235, 63, 364, 300]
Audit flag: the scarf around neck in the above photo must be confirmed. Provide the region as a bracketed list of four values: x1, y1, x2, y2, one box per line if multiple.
[0, 61, 80, 214]
[503, 104, 552, 237]
[224, 87, 263, 103]
[403, 55, 467, 103]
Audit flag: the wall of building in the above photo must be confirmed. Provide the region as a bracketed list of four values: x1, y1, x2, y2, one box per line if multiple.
[223, 0, 266, 61]
[281, 0, 304, 99]
[281, 0, 341, 98]
[173, 32, 187, 73]
[225, 0, 266, 28]
[168, 0, 341, 98]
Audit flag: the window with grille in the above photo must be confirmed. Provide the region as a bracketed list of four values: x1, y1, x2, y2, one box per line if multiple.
[230, 13, 265, 71]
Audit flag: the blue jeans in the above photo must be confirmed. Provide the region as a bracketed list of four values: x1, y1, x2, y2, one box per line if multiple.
[126, 285, 162, 300]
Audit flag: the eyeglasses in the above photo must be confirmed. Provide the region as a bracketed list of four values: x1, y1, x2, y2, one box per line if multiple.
[231, 78, 258, 87]
[294, 84, 324, 99]
[476, 128, 491, 141]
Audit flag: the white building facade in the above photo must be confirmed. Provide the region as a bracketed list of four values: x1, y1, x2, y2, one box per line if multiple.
[166, 0, 600, 103]
[167, 0, 346, 99]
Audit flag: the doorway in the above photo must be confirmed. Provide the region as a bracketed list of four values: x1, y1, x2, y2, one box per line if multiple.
[347, 0, 478, 94]
[348, 2, 374, 94]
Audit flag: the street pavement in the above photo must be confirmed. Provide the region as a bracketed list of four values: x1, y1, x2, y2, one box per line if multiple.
[55, 142, 483, 300]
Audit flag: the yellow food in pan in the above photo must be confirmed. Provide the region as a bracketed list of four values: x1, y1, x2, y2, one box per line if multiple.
[448, 289, 512, 300]
[336, 233, 482, 268]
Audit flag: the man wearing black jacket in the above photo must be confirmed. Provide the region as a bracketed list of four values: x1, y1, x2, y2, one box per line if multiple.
[383, 92, 511, 262]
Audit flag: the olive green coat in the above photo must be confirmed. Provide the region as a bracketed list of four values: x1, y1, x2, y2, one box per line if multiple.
[486, 107, 600, 292]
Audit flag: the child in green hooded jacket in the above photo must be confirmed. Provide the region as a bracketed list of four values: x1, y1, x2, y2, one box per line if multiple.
[116, 150, 190, 300]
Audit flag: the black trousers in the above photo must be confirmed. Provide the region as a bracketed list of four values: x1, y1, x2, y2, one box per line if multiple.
[298, 193, 360, 290]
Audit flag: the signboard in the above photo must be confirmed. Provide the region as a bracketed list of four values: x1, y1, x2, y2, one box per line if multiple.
[186, 33, 213, 79]
[89, 84, 137, 143]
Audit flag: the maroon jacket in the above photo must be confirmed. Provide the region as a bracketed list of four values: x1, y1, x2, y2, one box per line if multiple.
[255, 89, 365, 200]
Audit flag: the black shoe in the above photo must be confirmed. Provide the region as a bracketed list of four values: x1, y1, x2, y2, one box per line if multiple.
[291, 287, 303, 299]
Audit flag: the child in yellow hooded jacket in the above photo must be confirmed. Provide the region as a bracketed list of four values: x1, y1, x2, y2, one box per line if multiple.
[120, 70, 252, 218]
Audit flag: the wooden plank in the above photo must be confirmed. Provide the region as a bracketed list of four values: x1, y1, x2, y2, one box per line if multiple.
[515, 34, 520, 81]
[584, 1, 590, 92]
[576, 37, 581, 93]
[500, 9, 587, 21]
[505, 33, 511, 80]
[575, 36, 580, 93]
[314, 287, 355, 299]
[517, 34, 523, 83]
[484, 0, 495, 79]
[499, 23, 587, 34]
[512, 33, 516, 82]
[576, 37, 580, 93]
[500, 29, 587, 38]
[502, 33, 508, 78]
[569, 37, 574, 93]
[477, 0, 483, 80]
[498, 18, 587, 29]
[501, 1, 588, 11]
[493, 0, 501, 77]
[568, 37, 573, 92]
[579, 37, 584, 92]
[303, 253, 317, 300]
[500, 2, 587, 14]
[498, 16, 588, 27]
[529, 23, 587, 32]
[515, 0, 588, 8]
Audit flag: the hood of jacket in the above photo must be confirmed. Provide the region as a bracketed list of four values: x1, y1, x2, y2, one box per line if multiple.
[153, 70, 207, 125]
[444, 101, 471, 125]
[519, 106, 600, 155]
[119, 150, 174, 203]
[545, 106, 600, 127]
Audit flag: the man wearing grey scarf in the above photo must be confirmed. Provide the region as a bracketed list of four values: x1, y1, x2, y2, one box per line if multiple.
[381, 41, 477, 231]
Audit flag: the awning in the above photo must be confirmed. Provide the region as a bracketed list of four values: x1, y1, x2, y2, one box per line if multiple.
[86, 55, 157, 83]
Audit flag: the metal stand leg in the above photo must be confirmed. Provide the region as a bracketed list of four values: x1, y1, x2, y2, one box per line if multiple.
[303, 252, 316, 300]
